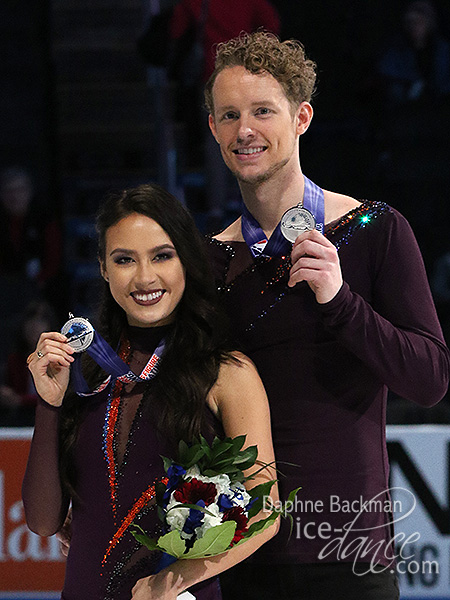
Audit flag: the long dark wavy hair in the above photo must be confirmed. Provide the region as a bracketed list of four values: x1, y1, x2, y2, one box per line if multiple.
[60, 183, 233, 491]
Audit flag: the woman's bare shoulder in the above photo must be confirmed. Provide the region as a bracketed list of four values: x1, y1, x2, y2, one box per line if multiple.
[208, 352, 266, 416]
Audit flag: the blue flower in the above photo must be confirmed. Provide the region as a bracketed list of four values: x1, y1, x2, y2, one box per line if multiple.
[183, 500, 206, 536]
[163, 463, 187, 505]
[218, 493, 234, 512]
[246, 497, 257, 511]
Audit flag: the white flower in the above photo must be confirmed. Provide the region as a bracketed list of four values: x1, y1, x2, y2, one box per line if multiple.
[165, 493, 189, 533]
[226, 482, 252, 509]
[195, 503, 222, 539]
[194, 473, 231, 497]
[185, 465, 201, 478]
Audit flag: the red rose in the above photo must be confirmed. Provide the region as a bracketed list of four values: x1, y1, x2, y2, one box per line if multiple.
[222, 506, 249, 544]
[174, 478, 217, 506]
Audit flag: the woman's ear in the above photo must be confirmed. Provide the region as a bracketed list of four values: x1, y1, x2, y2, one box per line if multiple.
[99, 260, 109, 282]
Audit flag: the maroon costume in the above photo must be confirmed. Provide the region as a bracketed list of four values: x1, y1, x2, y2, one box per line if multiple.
[207, 201, 450, 567]
[22, 326, 222, 600]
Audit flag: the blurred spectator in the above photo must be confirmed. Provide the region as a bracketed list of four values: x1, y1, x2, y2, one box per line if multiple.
[377, 0, 450, 106]
[169, 0, 280, 84]
[0, 166, 62, 287]
[169, 0, 280, 229]
[361, 1, 450, 270]
[0, 300, 58, 426]
[137, 1, 183, 198]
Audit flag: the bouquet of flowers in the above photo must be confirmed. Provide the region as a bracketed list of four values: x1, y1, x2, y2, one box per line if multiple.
[131, 435, 298, 562]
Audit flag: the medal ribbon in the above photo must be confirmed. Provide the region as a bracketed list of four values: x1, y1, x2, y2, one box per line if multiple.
[72, 329, 165, 396]
[241, 176, 325, 258]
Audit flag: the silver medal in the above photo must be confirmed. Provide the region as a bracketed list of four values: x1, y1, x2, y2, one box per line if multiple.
[61, 314, 95, 353]
[280, 205, 316, 242]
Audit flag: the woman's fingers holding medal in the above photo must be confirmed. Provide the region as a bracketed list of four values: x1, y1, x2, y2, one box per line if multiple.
[27, 332, 75, 407]
[288, 229, 343, 304]
[29, 332, 75, 367]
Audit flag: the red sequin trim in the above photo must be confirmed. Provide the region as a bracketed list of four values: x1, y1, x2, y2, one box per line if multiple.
[102, 477, 169, 566]
[104, 339, 130, 522]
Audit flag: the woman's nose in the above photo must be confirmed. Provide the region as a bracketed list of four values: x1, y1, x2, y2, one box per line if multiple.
[135, 261, 157, 287]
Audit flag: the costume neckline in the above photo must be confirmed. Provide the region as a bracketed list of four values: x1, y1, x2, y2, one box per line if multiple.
[210, 199, 372, 247]
[126, 324, 173, 353]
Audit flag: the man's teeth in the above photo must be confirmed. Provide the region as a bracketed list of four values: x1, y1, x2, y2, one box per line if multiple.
[236, 147, 265, 154]
[134, 291, 163, 301]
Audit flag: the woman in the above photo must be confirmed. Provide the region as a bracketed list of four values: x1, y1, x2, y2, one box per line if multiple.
[22, 184, 278, 600]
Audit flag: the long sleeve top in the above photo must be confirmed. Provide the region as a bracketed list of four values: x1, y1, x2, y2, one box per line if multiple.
[22, 326, 221, 600]
[206, 200, 450, 565]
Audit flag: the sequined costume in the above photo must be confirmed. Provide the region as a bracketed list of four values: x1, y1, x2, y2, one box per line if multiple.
[22, 326, 222, 600]
[207, 201, 450, 566]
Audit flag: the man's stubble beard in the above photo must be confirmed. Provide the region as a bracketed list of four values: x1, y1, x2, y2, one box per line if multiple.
[228, 156, 291, 187]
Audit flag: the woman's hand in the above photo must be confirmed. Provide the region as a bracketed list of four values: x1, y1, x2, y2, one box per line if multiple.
[27, 332, 75, 407]
[56, 507, 72, 557]
[288, 229, 343, 303]
[131, 571, 181, 600]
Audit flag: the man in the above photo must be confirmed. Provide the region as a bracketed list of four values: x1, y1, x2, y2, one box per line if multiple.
[204, 31, 450, 599]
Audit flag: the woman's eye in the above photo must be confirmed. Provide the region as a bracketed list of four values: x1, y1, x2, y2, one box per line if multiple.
[114, 256, 133, 265]
[154, 252, 174, 262]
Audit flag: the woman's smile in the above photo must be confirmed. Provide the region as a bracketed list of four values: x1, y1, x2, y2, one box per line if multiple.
[101, 213, 186, 328]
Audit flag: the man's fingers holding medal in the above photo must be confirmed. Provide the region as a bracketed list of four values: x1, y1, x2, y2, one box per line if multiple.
[288, 229, 342, 303]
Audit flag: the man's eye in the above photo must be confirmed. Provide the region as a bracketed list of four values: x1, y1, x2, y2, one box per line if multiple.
[256, 107, 271, 115]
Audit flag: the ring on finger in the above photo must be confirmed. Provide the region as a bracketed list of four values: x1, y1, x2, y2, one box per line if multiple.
[36, 350, 44, 359]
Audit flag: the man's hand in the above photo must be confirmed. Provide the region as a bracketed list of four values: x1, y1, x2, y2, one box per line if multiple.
[288, 229, 342, 303]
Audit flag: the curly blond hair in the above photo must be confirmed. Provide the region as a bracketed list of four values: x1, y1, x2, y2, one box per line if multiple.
[205, 31, 317, 114]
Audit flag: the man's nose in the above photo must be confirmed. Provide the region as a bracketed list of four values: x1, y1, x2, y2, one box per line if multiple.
[237, 117, 255, 143]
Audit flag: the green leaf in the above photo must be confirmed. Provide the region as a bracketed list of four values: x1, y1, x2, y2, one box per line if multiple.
[247, 480, 277, 519]
[283, 486, 302, 513]
[155, 481, 167, 505]
[210, 442, 234, 461]
[178, 440, 190, 463]
[184, 446, 207, 468]
[230, 435, 246, 453]
[157, 529, 187, 558]
[234, 446, 258, 464]
[182, 521, 237, 559]
[233, 512, 279, 548]
[130, 525, 160, 551]
[244, 459, 277, 481]
[161, 455, 173, 473]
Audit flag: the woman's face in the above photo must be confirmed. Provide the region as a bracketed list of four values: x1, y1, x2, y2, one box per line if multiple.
[101, 213, 186, 328]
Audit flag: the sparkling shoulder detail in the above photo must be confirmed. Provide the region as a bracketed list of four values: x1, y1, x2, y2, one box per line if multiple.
[326, 201, 391, 250]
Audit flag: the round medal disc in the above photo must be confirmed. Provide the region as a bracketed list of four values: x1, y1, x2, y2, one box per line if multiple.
[280, 205, 316, 242]
[61, 316, 94, 353]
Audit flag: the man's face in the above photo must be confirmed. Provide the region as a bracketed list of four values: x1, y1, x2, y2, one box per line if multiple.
[209, 66, 309, 186]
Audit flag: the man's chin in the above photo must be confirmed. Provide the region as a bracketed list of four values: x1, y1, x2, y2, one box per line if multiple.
[233, 162, 288, 187]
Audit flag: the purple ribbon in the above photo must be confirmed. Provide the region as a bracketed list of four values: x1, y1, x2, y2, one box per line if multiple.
[72, 329, 165, 396]
[241, 176, 325, 258]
